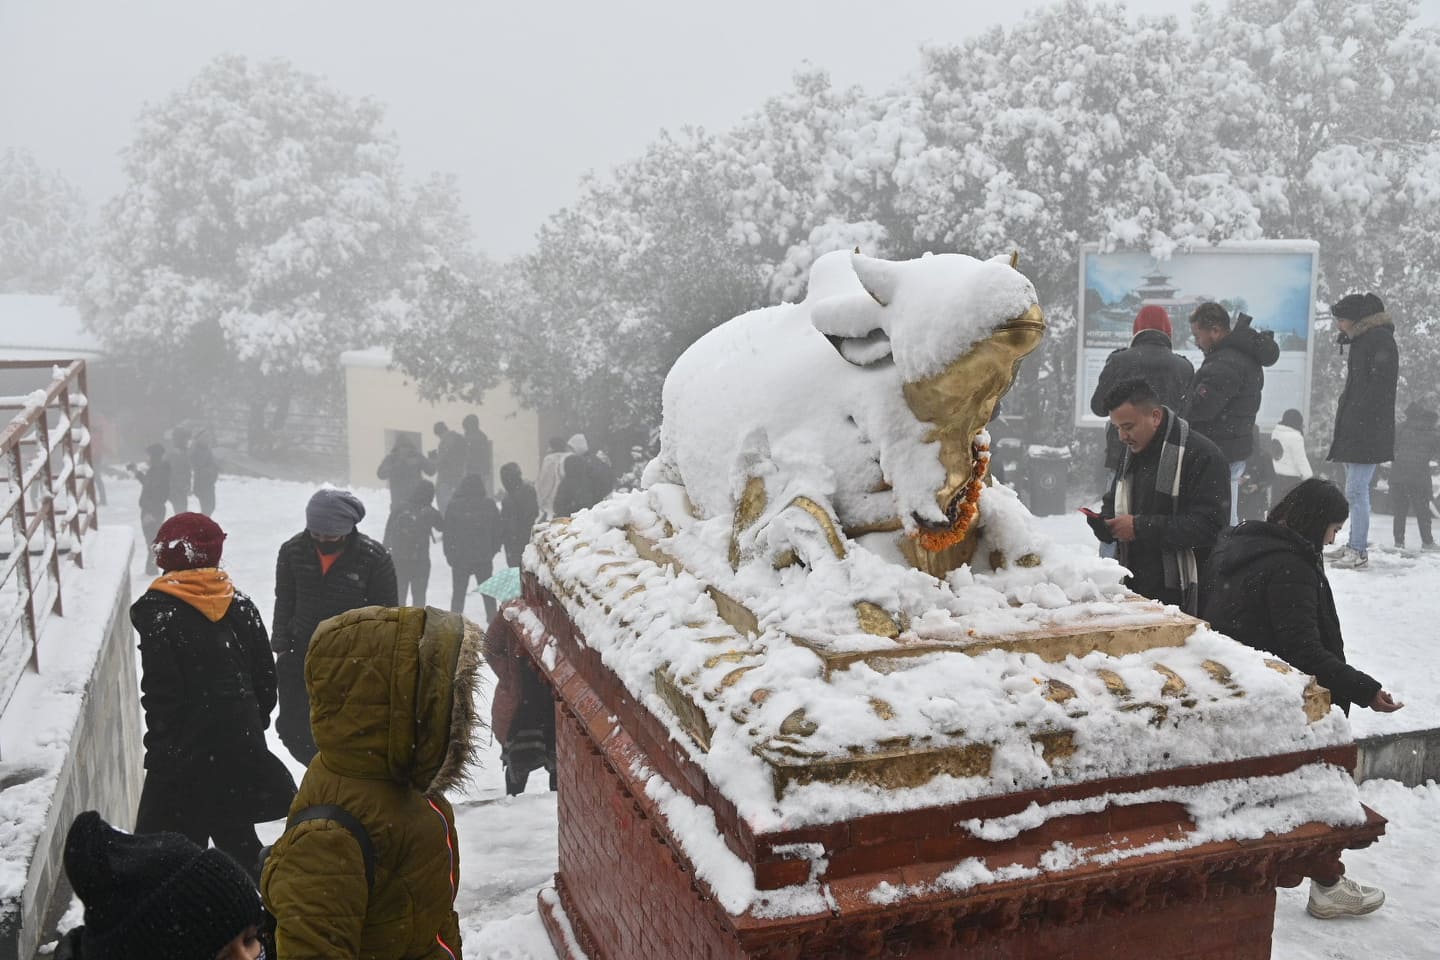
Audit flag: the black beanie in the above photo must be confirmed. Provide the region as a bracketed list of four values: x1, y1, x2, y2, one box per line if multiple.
[1331, 292, 1385, 321]
[62, 812, 262, 960]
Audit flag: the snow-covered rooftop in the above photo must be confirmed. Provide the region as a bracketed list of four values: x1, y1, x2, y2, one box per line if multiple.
[0, 295, 102, 361]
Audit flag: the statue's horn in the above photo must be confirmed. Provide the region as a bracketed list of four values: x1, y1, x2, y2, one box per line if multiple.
[1009, 250, 1020, 269]
[851, 254, 900, 307]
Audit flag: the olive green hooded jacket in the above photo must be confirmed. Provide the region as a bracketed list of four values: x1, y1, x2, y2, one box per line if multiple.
[261, 606, 482, 959]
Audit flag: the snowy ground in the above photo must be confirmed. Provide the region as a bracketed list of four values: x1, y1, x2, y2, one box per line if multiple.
[95, 474, 1440, 959]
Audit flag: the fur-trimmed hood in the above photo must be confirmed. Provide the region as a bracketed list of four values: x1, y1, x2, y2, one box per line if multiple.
[1341, 311, 1393, 342]
[305, 605, 485, 798]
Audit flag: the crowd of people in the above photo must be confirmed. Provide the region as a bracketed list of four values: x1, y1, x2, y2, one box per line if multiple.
[1087, 292, 1435, 919]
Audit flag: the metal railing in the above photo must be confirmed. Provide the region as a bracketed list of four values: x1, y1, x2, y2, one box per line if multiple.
[0, 359, 99, 714]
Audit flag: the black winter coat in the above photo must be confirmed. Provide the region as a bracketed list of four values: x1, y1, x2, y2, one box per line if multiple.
[1088, 411, 1229, 610]
[132, 585, 294, 820]
[443, 479, 501, 568]
[1202, 522, 1381, 714]
[1183, 320, 1280, 462]
[1091, 330, 1195, 470]
[376, 445, 434, 507]
[386, 501, 443, 568]
[271, 530, 398, 655]
[191, 441, 218, 492]
[136, 458, 171, 515]
[1391, 410, 1439, 484]
[1328, 316, 1399, 464]
[500, 480, 539, 567]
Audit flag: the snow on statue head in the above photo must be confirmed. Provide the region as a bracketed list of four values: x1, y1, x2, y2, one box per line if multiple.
[645, 249, 1044, 576]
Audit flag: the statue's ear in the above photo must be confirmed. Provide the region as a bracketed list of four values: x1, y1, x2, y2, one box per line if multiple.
[825, 328, 893, 367]
[851, 253, 900, 306]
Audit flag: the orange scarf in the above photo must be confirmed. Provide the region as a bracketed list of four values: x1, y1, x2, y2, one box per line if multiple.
[149, 568, 235, 622]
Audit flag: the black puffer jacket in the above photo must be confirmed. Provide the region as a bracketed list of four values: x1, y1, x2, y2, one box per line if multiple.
[132, 582, 294, 820]
[499, 476, 539, 568]
[1201, 521, 1380, 714]
[1091, 329, 1195, 470]
[1328, 315, 1399, 464]
[1391, 407, 1439, 484]
[443, 475, 501, 568]
[1183, 318, 1280, 461]
[271, 530, 398, 655]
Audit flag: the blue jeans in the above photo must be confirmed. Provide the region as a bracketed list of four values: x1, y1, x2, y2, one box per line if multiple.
[1343, 462, 1378, 553]
[1228, 460, 1246, 527]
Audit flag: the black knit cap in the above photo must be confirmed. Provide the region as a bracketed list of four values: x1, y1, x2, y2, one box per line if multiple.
[1331, 292, 1385, 321]
[62, 812, 262, 960]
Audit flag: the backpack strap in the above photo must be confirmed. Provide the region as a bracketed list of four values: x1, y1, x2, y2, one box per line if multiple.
[286, 804, 377, 892]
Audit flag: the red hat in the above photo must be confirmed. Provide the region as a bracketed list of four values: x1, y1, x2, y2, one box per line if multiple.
[1133, 304, 1171, 337]
[152, 513, 226, 571]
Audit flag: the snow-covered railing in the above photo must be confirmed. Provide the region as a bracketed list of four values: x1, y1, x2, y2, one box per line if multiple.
[0, 359, 98, 714]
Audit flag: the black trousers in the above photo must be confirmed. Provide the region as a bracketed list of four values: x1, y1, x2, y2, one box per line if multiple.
[196, 485, 216, 516]
[136, 771, 262, 879]
[140, 509, 163, 574]
[451, 560, 497, 621]
[395, 559, 431, 606]
[1391, 477, 1434, 545]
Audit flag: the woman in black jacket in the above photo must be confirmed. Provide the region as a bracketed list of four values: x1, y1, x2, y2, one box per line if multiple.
[133, 513, 295, 877]
[1201, 478, 1399, 919]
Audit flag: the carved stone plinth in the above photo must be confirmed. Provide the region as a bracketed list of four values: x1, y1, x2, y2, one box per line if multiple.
[507, 577, 1385, 960]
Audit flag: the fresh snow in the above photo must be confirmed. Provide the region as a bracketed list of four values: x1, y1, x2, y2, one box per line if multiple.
[25, 473, 1440, 957]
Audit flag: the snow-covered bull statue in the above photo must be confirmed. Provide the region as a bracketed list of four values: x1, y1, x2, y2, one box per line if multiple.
[645, 249, 1044, 571]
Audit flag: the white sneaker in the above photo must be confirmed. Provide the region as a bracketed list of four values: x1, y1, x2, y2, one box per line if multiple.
[1328, 546, 1369, 569]
[1307, 876, 1385, 918]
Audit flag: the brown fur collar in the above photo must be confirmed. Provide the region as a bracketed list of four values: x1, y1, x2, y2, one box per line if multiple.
[1350, 311, 1392, 338]
[427, 616, 487, 798]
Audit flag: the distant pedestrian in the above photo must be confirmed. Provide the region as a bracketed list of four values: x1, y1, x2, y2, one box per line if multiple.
[461, 413, 493, 483]
[191, 429, 219, 516]
[53, 811, 266, 960]
[1270, 408, 1313, 503]
[499, 461, 539, 567]
[1202, 478, 1401, 919]
[1326, 293, 1399, 569]
[132, 513, 295, 875]
[1090, 304, 1194, 475]
[1238, 425, 1275, 522]
[443, 473, 501, 620]
[129, 443, 172, 575]
[536, 436, 568, 519]
[1391, 402, 1438, 551]
[376, 435, 433, 520]
[272, 489, 397, 766]
[553, 433, 614, 517]
[168, 427, 193, 516]
[387, 477, 443, 606]
[1087, 379, 1229, 614]
[431, 420, 466, 512]
[1183, 304, 1280, 526]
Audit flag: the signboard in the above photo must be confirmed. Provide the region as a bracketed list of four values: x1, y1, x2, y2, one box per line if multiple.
[1075, 241, 1319, 429]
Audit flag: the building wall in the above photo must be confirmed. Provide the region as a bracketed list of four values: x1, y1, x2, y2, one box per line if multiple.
[343, 363, 542, 496]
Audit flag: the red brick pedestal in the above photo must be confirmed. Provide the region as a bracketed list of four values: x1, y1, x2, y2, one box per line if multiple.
[508, 581, 1386, 960]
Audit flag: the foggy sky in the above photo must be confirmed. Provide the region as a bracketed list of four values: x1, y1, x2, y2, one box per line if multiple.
[4, 0, 1439, 258]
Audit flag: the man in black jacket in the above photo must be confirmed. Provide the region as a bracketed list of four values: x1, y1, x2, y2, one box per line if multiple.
[272, 488, 398, 765]
[1182, 303, 1280, 525]
[1326, 292, 1399, 569]
[1088, 379, 1229, 614]
[1091, 304, 1194, 476]
[498, 461, 539, 568]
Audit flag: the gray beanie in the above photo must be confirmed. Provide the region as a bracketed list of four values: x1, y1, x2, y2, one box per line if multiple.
[306, 489, 366, 536]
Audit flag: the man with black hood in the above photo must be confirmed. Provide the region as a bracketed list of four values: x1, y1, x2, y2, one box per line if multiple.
[272, 488, 398, 765]
[1183, 302, 1280, 526]
[1326, 292, 1399, 569]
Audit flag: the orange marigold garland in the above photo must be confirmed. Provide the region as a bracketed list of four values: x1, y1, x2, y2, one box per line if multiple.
[914, 439, 990, 553]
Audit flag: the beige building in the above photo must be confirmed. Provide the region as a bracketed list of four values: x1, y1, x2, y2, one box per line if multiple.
[340, 347, 543, 495]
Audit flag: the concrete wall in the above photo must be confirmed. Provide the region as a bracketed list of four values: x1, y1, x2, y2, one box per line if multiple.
[1355, 728, 1440, 787]
[342, 354, 542, 496]
[0, 532, 140, 960]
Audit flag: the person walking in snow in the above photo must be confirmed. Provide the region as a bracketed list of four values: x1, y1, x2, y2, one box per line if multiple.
[1087, 379, 1229, 614]
[132, 513, 295, 876]
[191, 429, 219, 516]
[261, 606, 478, 960]
[1182, 303, 1280, 526]
[272, 489, 398, 766]
[1390, 401, 1439, 551]
[553, 433, 614, 517]
[376, 434, 433, 522]
[1326, 292, 1399, 569]
[430, 420, 466, 513]
[129, 443, 172, 575]
[499, 461, 539, 568]
[443, 473, 501, 620]
[1201, 477, 1401, 919]
[168, 426, 194, 516]
[1270, 408, 1313, 503]
[461, 413, 493, 482]
[387, 477, 444, 606]
[1238, 424, 1276, 522]
[535, 436, 568, 519]
[1090, 304, 1194, 477]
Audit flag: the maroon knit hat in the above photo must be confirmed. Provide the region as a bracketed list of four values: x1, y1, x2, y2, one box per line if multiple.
[151, 513, 226, 571]
[1133, 304, 1172, 337]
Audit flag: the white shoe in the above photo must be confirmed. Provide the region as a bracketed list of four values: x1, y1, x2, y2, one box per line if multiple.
[1328, 546, 1369, 569]
[1307, 876, 1385, 918]
[1323, 542, 1348, 558]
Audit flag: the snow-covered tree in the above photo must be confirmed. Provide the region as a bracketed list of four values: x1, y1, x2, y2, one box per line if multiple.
[75, 55, 473, 449]
[0, 148, 88, 294]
